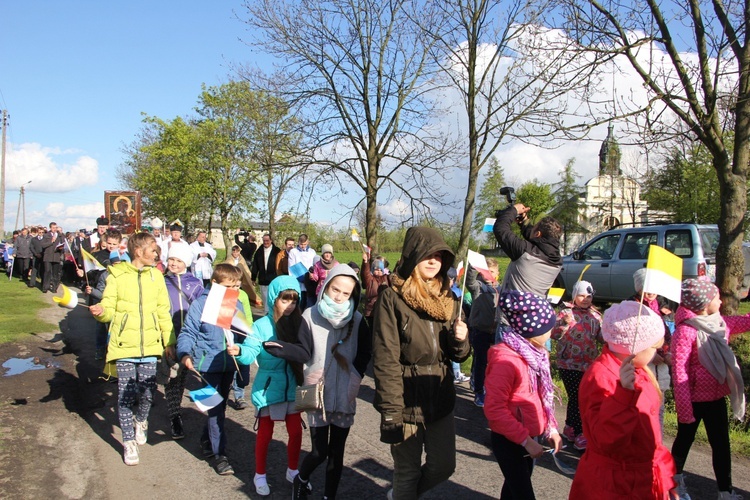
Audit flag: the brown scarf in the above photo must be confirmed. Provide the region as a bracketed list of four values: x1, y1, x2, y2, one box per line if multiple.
[391, 273, 455, 321]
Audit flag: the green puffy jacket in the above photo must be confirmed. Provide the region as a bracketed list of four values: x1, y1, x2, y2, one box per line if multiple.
[95, 263, 175, 363]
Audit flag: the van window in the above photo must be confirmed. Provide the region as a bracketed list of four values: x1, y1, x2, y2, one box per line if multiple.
[698, 228, 720, 258]
[619, 232, 657, 260]
[582, 234, 621, 260]
[665, 230, 694, 257]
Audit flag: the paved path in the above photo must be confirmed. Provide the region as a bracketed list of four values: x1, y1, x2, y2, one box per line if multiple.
[0, 290, 749, 499]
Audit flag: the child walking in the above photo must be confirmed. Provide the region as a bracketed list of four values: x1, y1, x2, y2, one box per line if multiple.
[569, 300, 675, 499]
[177, 264, 246, 476]
[90, 232, 175, 466]
[484, 290, 562, 499]
[235, 275, 311, 496]
[292, 264, 371, 500]
[670, 279, 750, 500]
[163, 243, 204, 440]
[551, 280, 602, 451]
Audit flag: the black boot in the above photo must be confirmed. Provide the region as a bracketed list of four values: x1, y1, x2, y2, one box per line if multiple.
[170, 415, 184, 440]
[292, 475, 312, 500]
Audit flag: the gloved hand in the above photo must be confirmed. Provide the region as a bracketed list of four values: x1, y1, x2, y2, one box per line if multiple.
[380, 414, 404, 444]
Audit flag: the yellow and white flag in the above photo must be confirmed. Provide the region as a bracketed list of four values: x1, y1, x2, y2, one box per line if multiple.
[351, 229, 360, 242]
[81, 248, 106, 273]
[547, 287, 565, 305]
[643, 245, 683, 303]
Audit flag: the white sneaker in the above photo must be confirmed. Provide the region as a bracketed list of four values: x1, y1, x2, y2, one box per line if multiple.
[718, 491, 743, 500]
[454, 373, 470, 384]
[673, 473, 691, 500]
[134, 417, 148, 445]
[123, 440, 139, 466]
[254, 473, 271, 496]
[286, 468, 299, 483]
[386, 488, 394, 500]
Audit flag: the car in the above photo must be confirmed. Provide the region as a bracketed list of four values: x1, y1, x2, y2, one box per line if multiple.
[555, 223, 720, 303]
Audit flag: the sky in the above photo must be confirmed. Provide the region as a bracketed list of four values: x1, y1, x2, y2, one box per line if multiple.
[0, 1, 676, 235]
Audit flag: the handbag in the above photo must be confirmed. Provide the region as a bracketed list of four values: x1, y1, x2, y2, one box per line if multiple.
[295, 344, 336, 412]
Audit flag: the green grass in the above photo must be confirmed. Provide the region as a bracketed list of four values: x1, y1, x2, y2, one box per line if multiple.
[0, 277, 58, 344]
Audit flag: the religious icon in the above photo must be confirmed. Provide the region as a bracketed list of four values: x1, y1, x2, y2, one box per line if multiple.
[105, 191, 141, 235]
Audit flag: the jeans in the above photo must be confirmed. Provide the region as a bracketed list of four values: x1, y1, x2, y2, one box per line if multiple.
[260, 285, 269, 315]
[469, 329, 492, 394]
[200, 371, 234, 456]
[491, 432, 536, 499]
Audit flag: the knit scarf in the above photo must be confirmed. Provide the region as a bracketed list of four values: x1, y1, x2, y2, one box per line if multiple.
[503, 330, 557, 433]
[319, 255, 336, 270]
[390, 273, 454, 321]
[317, 293, 354, 329]
[684, 313, 746, 420]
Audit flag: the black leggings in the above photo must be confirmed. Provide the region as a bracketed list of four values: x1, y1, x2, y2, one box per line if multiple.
[299, 424, 351, 499]
[491, 432, 536, 499]
[671, 398, 732, 491]
[558, 369, 584, 436]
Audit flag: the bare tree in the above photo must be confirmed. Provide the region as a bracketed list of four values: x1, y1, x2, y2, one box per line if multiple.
[238, 0, 454, 251]
[423, 0, 603, 259]
[561, 0, 750, 312]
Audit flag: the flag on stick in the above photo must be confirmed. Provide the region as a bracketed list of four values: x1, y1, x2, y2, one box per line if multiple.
[362, 244, 371, 254]
[467, 250, 495, 282]
[53, 284, 79, 309]
[81, 248, 105, 273]
[189, 385, 223, 412]
[455, 260, 465, 280]
[231, 308, 254, 337]
[642, 245, 683, 304]
[351, 229, 360, 242]
[547, 287, 565, 305]
[201, 284, 240, 329]
[289, 261, 308, 280]
[482, 218, 496, 232]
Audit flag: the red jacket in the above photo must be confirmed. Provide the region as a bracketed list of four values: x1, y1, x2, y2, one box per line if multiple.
[671, 306, 750, 423]
[570, 347, 675, 499]
[484, 343, 557, 444]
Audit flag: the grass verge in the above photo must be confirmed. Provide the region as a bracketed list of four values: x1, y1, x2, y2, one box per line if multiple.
[0, 277, 58, 344]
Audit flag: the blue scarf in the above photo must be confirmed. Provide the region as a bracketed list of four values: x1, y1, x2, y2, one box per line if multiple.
[317, 293, 354, 329]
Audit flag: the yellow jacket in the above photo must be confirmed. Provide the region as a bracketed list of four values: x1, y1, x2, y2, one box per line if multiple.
[96, 263, 175, 363]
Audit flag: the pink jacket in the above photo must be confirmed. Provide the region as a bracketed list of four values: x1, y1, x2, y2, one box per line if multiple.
[551, 303, 602, 372]
[671, 306, 750, 423]
[484, 343, 557, 444]
[570, 347, 675, 499]
[309, 259, 339, 296]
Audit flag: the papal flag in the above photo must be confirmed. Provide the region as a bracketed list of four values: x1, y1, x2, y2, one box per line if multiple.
[547, 287, 565, 305]
[81, 248, 106, 273]
[351, 228, 360, 242]
[642, 245, 683, 304]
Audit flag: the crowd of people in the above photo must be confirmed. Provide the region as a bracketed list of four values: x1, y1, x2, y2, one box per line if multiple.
[3, 205, 749, 500]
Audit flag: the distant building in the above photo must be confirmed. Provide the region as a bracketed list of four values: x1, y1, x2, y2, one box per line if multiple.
[567, 125, 648, 250]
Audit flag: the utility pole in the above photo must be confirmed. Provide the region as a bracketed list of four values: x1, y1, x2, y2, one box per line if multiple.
[0, 110, 7, 240]
[14, 181, 31, 231]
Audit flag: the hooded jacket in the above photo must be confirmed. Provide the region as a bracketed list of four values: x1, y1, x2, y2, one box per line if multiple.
[176, 287, 245, 373]
[95, 262, 175, 363]
[372, 227, 471, 425]
[493, 205, 561, 296]
[236, 275, 312, 410]
[299, 265, 371, 422]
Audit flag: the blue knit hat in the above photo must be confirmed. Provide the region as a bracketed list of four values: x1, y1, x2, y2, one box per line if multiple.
[110, 250, 131, 264]
[500, 290, 556, 338]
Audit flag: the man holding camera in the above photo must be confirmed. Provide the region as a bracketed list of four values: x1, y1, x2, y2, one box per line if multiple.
[493, 203, 562, 297]
[234, 229, 256, 262]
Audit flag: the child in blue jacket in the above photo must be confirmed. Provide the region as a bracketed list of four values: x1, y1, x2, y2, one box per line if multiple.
[177, 264, 244, 476]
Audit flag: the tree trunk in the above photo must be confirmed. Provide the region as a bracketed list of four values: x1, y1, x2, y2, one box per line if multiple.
[266, 169, 276, 242]
[365, 156, 379, 255]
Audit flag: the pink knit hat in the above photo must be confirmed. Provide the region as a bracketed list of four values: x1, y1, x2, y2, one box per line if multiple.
[602, 300, 665, 355]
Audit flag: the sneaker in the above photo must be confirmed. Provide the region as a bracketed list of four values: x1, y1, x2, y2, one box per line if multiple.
[254, 473, 271, 496]
[213, 455, 234, 475]
[673, 473, 691, 500]
[562, 425, 576, 442]
[454, 373, 470, 384]
[201, 438, 214, 458]
[718, 491, 743, 500]
[386, 488, 394, 500]
[473, 393, 485, 407]
[123, 440, 139, 466]
[292, 475, 312, 499]
[170, 416, 185, 440]
[234, 397, 249, 410]
[134, 417, 148, 445]
[574, 433, 588, 451]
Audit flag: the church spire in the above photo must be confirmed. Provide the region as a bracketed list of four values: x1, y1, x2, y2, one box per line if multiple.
[598, 123, 621, 175]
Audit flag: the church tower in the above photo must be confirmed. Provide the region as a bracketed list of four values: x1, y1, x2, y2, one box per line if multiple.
[598, 123, 622, 175]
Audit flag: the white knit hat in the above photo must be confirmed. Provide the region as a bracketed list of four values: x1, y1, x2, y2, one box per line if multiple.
[168, 242, 194, 267]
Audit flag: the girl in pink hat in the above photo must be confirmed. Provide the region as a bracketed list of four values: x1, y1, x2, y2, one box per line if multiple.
[569, 300, 676, 499]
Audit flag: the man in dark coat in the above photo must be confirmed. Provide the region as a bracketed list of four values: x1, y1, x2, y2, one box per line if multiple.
[41, 222, 65, 293]
[250, 233, 280, 315]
